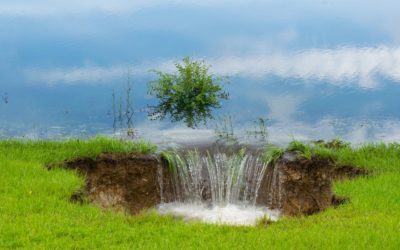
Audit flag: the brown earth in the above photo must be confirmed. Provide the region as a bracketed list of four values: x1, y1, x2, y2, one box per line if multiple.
[332, 165, 370, 180]
[257, 152, 368, 216]
[58, 153, 174, 214]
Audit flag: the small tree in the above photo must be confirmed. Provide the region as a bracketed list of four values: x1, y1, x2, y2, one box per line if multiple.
[148, 57, 229, 128]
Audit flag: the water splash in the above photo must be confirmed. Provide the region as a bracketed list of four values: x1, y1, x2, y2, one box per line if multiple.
[158, 203, 280, 226]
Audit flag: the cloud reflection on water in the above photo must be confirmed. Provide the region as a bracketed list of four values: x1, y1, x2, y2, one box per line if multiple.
[26, 47, 400, 89]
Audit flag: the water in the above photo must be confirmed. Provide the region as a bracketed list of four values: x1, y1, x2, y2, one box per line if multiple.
[157, 148, 280, 226]
[158, 203, 280, 226]
[1, 1, 400, 144]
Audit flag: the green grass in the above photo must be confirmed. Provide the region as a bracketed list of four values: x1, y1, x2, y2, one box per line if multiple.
[1, 138, 400, 249]
[160, 150, 177, 173]
[0, 136, 157, 164]
[263, 144, 285, 165]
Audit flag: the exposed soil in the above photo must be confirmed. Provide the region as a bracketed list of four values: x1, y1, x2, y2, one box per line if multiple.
[52, 150, 369, 217]
[257, 152, 369, 216]
[332, 165, 370, 180]
[59, 153, 174, 214]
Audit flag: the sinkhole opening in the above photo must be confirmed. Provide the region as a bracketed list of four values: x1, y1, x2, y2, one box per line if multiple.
[58, 144, 367, 226]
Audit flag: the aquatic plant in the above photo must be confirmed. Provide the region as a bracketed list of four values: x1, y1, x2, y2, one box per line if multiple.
[112, 90, 117, 133]
[148, 57, 229, 128]
[246, 117, 269, 143]
[125, 72, 135, 137]
[214, 115, 238, 145]
[111, 71, 137, 138]
[118, 95, 123, 130]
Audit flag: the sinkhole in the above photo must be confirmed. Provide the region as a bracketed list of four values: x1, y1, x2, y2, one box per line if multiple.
[57, 145, 365, 226]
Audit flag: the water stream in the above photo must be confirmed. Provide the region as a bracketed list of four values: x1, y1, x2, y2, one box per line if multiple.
[157, 148, 280, 226]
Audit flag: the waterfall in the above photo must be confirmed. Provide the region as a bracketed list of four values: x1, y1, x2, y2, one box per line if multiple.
[157, 147, 281, 225]
[167, 149, 269, 207]
[157, 161, 164, 204]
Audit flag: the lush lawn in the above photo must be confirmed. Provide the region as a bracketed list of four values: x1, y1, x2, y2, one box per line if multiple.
[0, 138, 399, 249]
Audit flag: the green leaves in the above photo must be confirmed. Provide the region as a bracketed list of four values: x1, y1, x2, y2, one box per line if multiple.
[148, 57, 229, 128]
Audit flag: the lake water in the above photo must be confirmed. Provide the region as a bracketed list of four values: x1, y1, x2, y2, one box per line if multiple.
[1, 0, 400, 145]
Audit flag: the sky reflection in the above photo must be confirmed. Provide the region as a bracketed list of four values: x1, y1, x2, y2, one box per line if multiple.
[1, 0, 400, 144]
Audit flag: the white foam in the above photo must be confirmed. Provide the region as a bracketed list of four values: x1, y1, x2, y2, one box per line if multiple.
[157, 202, 280, 226]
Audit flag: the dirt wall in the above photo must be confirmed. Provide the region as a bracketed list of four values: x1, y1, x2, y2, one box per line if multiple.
[63, 153, 174, 213]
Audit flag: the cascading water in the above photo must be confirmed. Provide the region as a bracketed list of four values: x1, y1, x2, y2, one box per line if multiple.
[157, 148, 280, 226]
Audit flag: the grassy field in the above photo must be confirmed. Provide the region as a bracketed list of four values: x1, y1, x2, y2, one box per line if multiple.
[0, 137, 399, 249]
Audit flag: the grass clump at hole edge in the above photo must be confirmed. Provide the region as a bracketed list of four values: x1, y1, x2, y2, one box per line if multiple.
[286, 139, 341, 161]
[263, 145, 285, 166]
[160, 150, 177, 173]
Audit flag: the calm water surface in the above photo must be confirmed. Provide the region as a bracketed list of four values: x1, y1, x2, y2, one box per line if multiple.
[1, 0, 400, 144]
